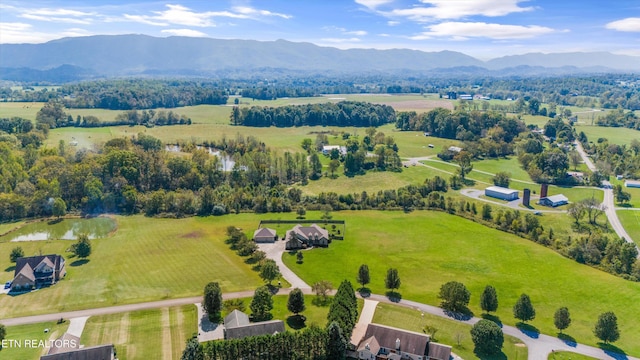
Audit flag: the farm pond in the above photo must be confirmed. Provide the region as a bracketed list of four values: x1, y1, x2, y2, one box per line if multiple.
[0, 217, 116, 242]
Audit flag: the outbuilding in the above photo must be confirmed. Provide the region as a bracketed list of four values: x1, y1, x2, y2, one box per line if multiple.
[485, 186, 519, 201]
[625, 180, 640, 188]
[253, 227, 277, 243]
[539, 194, 569, 207]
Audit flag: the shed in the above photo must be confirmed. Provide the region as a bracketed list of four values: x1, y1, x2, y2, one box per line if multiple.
[485, 186, 519, 201]
[625, 180, 640, 188]
[539, 194, 569, 207]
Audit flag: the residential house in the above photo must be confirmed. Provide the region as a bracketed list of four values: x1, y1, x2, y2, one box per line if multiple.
[322, 145, 347, 156]
[285, 224, 329, 250]
[11, 255, 66, 292]
[625, 180, 640, 188]
[223, 309, 285, 340]
[356, 324, 451, 360]
[40, 344, 115, 360]
[253, 227, 278, 243]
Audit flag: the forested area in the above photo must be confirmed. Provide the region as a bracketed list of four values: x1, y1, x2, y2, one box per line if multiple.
[3, 73, 638, 110]
[596, 108, 640, 129]
[232, 101, 395, 127]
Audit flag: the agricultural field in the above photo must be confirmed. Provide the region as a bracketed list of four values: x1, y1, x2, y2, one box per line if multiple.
[0, 215, 264, 318]
[617, 210, 640, 244]
[373, 303, 527, 360]
[282, 210, 640, 356]
[80, 305, 197, 360]
[2, 321, 69, 360]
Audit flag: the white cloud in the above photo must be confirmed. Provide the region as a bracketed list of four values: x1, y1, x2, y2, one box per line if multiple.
[388, 0, 534, 21]
[410, 21, 555, 40]
[231, 6, 291, 19]
[20, 14, 93, 25]
[320, 37, 362, 43]
[152, 4, 217, 27]
[161, 28, 208, 37]
[0, 22, 92, 43]
[387, 21, 400, 26]
[123, 14, 167, 26]
[346, 30, 368, 36]
[15, 6, 97, 25]
[355, 0, 395, 10]
[323, 26, 367, 36]
[606, 18, 640, 32]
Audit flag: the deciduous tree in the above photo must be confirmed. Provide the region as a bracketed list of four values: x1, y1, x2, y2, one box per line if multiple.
[480, 285, 498, 313]
[259, 259, 280, 285]
[357, 264, 370, 289]
[384, 268, 401, 293]
[72, 234, 92, 258]
[203, 282, 223, 322]
[250, 286, 273, 321]
[438, 281, 470, 313]
[594, 312, 620, 344]
[513, 294, 536, 323]
[554, 307, 571, 333]
[287, 288, 306, 316]
[10, 246, 24, 263]
[470, 319, 503, 355]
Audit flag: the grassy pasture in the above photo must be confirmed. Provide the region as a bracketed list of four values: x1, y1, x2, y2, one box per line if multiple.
[373, 303, 527, 360]
[80, 304, 197, 360]
[617, 210, 640, 244]
[0, 215, 264, 318]
[548, 352, 599, 360]
[282, 210, 640, 355]
[2, 321, 69, 360]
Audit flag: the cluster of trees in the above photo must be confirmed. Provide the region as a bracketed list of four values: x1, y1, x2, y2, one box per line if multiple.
[582, 135, 640, 180]
[224, 227, 282, 285]
[231, 101, 395, 127]
[596, 109, 640, 129]
[326, 280, 358, 340]
[396, 108, 525, 143]
[59, 79, 227, 109]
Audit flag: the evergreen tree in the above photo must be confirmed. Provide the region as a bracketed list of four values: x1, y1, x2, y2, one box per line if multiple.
[9, 246, 24, 263]
[181, 337, 204, 360]
[327, 280, 358, 339]
[72, 234, 92, 258]
[384, 268, 401, 293]
[326, 321, 347, 360]
[480, 285, 498, 313]
[513, 294, 536, 323]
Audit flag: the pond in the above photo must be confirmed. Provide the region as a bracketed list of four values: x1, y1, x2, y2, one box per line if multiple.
[1, 217, 117, 242]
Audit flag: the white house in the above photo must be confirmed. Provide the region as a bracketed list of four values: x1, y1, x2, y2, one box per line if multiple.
[322, 145, 347, 156]
[539, 194, 569, 207]
[485, 186, 519, 201]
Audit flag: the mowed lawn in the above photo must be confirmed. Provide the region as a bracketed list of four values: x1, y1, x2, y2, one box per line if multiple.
[548, 352, 598, 360]
[0, 215, 264, 318]
[617, 210, 640, 244]
[80, 305, 197, 360]
[282, 210, 640, 356]
[373, 303, 527, 360]
[2, 321, 69, 360]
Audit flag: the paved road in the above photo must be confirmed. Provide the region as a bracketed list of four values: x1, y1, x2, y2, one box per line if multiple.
[575, 141, 638, 251]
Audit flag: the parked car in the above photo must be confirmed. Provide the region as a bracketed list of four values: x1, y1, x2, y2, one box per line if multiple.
[4, 281, 11, 289]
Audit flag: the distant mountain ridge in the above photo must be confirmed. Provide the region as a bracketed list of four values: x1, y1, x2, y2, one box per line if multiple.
[1, 34, 639, 82]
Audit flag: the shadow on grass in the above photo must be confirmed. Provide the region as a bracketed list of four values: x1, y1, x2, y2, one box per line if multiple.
[516, 322, 539, 339]
[266, 284, 280, 295]
[286, 315, 307, 330]
[358, 287, 371, 298]
[474, 349, 508, 360]
[48, 218, 63, 225]
[312, 297, 331, 307]
[481, 313, 503, 328]
[70, 259, 90, 267]
[558, 333, 577, 347]
[598, 343, 628, 360]
[463, 179, 477, 186]
[385, 291, 402, 303]
[5, 265, 16, 272]
[444, 307, 473, 321]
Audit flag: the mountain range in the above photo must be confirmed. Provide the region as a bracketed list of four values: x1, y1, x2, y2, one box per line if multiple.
[1, 34, 639, 82]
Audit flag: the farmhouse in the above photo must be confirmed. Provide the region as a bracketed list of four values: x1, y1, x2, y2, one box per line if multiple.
[322, 145, 347, 156]
[356, 324, 451, 360]
[253, 227, 277, 243]
[11, 255, 66, 292]
[447, 146, 462, 153]
[223, 310, 285, 340]
[539, 194, 569, 207]
[285, 224, 330, 250]
[485, 186, 519, 201]
[40, 344, 115, 360]
[625, 180, 640, 188]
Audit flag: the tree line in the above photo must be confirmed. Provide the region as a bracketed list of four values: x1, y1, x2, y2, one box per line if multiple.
[231, 101, 395, 127]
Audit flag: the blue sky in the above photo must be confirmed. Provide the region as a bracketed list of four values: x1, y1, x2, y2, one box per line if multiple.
[1, 0, 639, 59]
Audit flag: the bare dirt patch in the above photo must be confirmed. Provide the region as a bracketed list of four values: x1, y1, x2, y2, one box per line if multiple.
[373, 99, 454, 111]
[180, 231, 203, 239]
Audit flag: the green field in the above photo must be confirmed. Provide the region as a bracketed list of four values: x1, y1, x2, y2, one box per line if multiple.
[81, 305, 197, 360]
[373, 303, 527, 360]
[617, 210, 640, 244]
[0, 215, 264, 318]
[548, 352, 598, 360]
[282, 210, 640, 355]
[2, 321, 69, 360]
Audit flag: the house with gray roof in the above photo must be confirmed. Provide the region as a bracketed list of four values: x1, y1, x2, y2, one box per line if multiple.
[40, 344, 115, 360]
[12, 255, 66, 292]
[539, 194, 569, 207]
[356, 324, 451, 360]
[223, 310, 285, 340]
[253, 227, 277, 243]
[285, 224, 329, 250]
